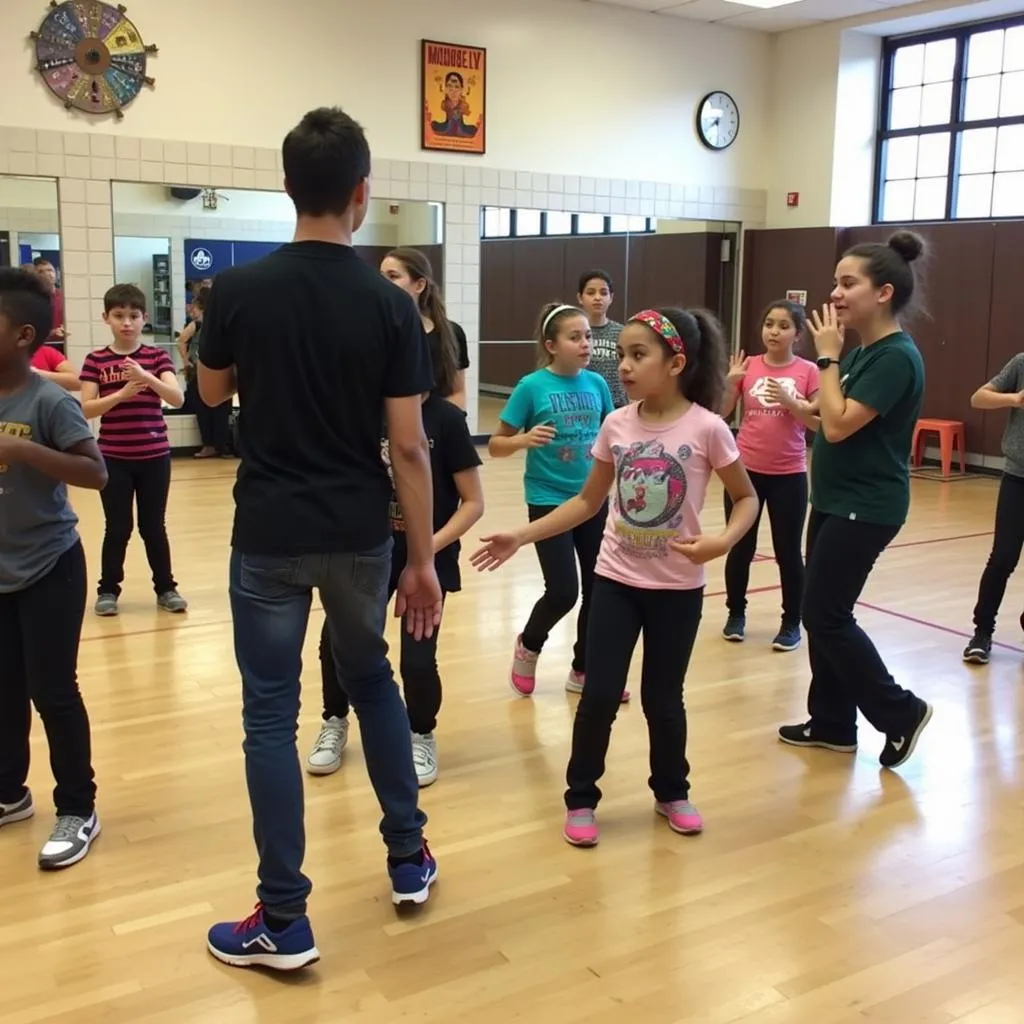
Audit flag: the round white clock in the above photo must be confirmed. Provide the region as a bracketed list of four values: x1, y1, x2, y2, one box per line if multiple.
[697, 91, 739, 151]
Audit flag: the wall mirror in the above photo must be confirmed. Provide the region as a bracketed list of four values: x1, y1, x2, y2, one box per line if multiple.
[477, 208, 740, 432]
[110, 182, 444, 410]
[0, 174, 64, 346]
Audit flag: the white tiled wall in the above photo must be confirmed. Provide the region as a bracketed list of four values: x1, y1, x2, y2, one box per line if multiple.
[0, 125, 768, 441]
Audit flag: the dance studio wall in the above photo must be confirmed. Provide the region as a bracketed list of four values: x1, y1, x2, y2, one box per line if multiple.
[0, 0, 769, 188]
[739, 221, 1024, 466]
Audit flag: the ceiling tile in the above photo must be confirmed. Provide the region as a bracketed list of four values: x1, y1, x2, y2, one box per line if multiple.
[783, 0, 887, 17]
[660, 0, 747, 21]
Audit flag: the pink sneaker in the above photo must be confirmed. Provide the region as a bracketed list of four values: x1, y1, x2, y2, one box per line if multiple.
[563, 808, 599, 846]
[565, 670, 631, 703]
[509, 635, 538, 696]
[655, 800, 703, 835]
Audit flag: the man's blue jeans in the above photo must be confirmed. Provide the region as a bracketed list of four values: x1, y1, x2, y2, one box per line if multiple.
[229, 542, 426, 919]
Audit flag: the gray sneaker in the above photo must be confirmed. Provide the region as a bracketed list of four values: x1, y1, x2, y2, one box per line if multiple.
[0, 790, 34, 829]
[306, 717, 349, 775]
[412, 732, 438, 787]
[94, 593, 118, 616]
[157, 590, 188, 613]
[38, 812, 101, 870]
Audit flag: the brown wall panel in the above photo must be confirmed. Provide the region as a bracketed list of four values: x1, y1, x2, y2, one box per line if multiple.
[562, 237, 628, 321]
[845, 223, 994, 455]
[626, 233, 709, 313]
[479, 342, 536, 390]
[984, 221, 1024, 456]
[481, 241, 515, 341]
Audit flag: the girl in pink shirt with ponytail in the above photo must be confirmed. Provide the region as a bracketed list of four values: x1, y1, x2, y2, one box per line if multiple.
[720, 299, 820, 652]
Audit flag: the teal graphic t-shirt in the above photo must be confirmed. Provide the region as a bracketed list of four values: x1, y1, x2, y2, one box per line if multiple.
[499, 367, 614, 505]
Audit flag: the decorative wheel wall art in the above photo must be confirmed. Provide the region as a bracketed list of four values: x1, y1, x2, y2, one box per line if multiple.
[31, 1, 157, 119]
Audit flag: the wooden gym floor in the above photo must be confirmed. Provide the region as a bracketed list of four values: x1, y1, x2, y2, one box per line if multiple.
[4, 446, 1024, 1024]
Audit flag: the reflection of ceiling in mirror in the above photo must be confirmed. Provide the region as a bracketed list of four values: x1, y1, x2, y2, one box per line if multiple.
[0, 176, 60, 210]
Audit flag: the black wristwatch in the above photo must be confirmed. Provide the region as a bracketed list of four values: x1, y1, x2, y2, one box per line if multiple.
[816, 357, 840, 370]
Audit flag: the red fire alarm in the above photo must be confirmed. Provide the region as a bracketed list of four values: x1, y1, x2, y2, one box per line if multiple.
[786, 192, 800, 208]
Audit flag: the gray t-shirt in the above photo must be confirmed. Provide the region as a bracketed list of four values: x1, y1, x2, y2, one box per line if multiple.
[989, 354, 1024, 478]
[589, 320, 625, 408]
[0, 374, 93, 592]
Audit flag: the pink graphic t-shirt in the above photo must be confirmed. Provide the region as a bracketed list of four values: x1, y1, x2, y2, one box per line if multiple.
[593, 402, 739, 591]
[734, 354, 819, 475]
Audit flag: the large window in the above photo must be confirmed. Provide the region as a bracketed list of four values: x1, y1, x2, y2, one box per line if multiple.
[876, 17, 1024, 221]
[481, 208, 656, 239]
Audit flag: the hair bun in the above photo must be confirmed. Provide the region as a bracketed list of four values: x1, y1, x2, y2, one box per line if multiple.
[887, 231, 925, 263]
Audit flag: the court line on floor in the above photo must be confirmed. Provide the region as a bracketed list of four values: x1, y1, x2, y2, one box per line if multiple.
[855, 601, 1024, 653]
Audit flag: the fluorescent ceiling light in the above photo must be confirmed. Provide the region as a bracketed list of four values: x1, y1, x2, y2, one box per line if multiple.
[722, 0, 802, 8]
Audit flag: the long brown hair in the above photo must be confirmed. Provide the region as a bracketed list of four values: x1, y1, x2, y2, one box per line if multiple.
[385, 247, 458, 398]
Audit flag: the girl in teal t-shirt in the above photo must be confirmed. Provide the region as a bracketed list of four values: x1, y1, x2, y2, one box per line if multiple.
[488, 302, 617, 700]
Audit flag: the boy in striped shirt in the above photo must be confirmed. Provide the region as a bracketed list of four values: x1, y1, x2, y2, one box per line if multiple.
[80, 284, 187, 616]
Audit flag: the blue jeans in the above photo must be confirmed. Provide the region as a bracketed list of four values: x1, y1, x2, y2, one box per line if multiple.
[229, 543, 426, 919]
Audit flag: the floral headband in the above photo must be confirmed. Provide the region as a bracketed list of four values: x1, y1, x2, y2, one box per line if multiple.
[629, 309, 683, 354]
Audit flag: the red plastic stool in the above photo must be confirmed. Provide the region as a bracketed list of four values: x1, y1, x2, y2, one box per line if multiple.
[911, 418, 965, 478]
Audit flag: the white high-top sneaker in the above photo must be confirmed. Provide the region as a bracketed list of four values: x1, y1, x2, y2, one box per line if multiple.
[411, 732, 438, 787]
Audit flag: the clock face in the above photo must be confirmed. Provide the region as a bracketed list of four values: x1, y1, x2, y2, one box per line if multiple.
[697, 91, 739, 151]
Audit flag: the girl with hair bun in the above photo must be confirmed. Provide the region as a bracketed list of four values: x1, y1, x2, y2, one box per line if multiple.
[778, 231, 932, 771]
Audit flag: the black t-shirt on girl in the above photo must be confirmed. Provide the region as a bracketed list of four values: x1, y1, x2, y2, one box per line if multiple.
[384, 392, 481, 592]
[426, 321, 470, 376]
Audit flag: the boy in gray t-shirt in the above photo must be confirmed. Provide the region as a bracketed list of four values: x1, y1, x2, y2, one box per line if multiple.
[577, 269, 626, 407]
[0, 267, 108, 870]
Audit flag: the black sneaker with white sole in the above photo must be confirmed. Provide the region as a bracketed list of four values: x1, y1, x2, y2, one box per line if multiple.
[879, 698, 933, 769]
[778, 721, 857, 753]
[38, 812, 101, 870]
[723, 615, 746, 642]
[962, 632, 991, 665]
[0, 790, 34, 828]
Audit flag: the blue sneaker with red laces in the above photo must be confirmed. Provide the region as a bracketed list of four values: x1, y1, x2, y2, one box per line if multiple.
[207, 904, 319, 971]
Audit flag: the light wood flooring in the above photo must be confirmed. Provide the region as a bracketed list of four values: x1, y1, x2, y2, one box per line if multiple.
[4, 451, 1024, 1023]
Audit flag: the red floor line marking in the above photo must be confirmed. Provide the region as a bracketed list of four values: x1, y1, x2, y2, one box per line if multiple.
[855, 601, 1024, 653]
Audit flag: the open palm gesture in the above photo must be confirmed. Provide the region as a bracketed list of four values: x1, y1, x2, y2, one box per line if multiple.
[808, 304, 845, 360]
[727, 352, 749, 384]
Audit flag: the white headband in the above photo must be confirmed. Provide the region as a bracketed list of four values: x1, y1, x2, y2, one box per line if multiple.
[541, 304, 578, 336]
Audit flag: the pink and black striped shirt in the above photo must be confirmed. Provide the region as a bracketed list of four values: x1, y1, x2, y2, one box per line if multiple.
[80, 344, 175, 460]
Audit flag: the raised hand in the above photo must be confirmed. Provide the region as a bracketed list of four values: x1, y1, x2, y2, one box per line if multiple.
[808, 304, 844, 359]
[727, 352, 749, 384]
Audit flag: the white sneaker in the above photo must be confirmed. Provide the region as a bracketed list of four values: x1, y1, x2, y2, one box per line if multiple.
[306, 716, 348, 775]
[411, 732, 438, 787]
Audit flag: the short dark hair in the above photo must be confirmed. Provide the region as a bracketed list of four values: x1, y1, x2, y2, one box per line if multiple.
[32, 257, 53, 268]
[578, 269, 614, 295]
[841, 231, 927, 316]
[193, 284, 212, 310]
[282, 106, 371, 217]
[759, 299, 808, 338]
[0, 267, 53, 354]
[104, 283, 147, 314]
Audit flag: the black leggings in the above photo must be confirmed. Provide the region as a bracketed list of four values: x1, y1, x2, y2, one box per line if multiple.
[0, 542, 95, 818]
[98, 454, 177, 597]
[565, 576, 703, 810]
[321, 588, 447, 736]
[724, 470, 808, 625]
[521, 502, 607, 672]
[188, 379, 232, 453]
[971, 472, 1024, 635]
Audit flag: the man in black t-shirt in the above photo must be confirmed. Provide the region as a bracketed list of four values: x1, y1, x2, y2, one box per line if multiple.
[199, 107, 442, 972]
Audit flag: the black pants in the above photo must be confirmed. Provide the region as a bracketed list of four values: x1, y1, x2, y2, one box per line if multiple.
[565, 576, 703, 810]
[802, 509, 917, 740]
[0, 542, 95, 817]
[188, 379, 232, 453]
[321, 585, 447, 736]
[724, 470, 808, 625]
[522, 502, 607, 672]
[971, 472, 1024, 634]
[98, 454, 177, 596]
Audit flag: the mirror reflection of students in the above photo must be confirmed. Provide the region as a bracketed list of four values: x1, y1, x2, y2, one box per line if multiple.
[178, 285, 230, 458]
[33, 259, 67, 343]
[30, 343, 81, 392]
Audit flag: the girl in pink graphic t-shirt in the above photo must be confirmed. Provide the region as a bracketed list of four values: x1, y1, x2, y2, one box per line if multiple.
[720, 300, 820, 653]
[472, 308, 758, 847]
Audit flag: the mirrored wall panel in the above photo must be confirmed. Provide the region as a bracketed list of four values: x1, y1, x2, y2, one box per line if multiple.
[0, 175, 63, 346]
[476, 208, 740, 432]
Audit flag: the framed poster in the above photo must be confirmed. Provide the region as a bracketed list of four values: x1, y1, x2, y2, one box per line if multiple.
[786, 289, 807, 306]
[421, 39, 486, 155]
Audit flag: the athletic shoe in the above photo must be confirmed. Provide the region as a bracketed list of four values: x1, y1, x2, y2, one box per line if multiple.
[655, 800, 704, 835]
[962, 632, 992, 665]
[778, 721, 857, 753]
[412, 732, 438, 787]
[207, 905, 320, 971]
[771, 623, 802, 652]
[879, 697, 933, 769]
[389, 842, 437, 906]
[563, 808, 599, 846]
[722, 615, 745, 642]
[565, 669, 631, 703]
[0, 790, 34, 829]
[38, 812, 100, 870]
[158, 590, 188, 613]
[94, 593, 118, 617]
[509, 635, 538, 696]
[306, 716, 349, 776]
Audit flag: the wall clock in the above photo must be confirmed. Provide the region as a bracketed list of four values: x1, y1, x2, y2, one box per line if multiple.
[30, 1, 157, 120]
[696, 91, 739, 151]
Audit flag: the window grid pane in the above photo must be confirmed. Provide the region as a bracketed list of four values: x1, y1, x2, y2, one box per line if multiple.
[577, 214, 606, 234]
[515, 209, 542, 236]
[545, 211, 572, 235]
[483, 206, 511, 237]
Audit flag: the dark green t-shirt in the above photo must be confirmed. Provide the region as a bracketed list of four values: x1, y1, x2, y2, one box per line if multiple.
[810, 331, 924, 526]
